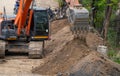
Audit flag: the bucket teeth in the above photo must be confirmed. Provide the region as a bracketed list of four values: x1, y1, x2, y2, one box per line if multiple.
[71, 25, 89, 39]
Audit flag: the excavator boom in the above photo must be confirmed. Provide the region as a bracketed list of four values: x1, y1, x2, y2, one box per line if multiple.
[14, 0, 33, 36]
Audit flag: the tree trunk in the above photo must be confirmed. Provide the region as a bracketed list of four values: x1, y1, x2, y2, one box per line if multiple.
[91, 0, 96, 28]
[79, 0, 82, 4]
[102, 0, 112, 45]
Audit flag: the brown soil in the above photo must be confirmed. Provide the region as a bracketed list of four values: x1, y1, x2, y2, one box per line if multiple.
[32, 19, 120, 76]
[51, 19, 70, 34]
[86, 32, 103, 50]
[33, 39, 90, 75]
[43, 19, 72, 55]
[70, 52, 120, 76]
[35, 0, 59, 9]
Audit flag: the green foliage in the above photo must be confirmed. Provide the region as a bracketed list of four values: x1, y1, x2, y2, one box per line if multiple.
[55, 0, 64, 7]
[82, 0, 119, 30]
[111, 0, 119, 10]
[108, 49, 120, 64]
[96, 0, 106, 10]
[82, 0, 92, 10]
[107, 28, 117, 48]
[108, 49, 116, 58]
[107, 27, 119, 64]
[82, 0, 120, 64]
[114, 58, 120, 64]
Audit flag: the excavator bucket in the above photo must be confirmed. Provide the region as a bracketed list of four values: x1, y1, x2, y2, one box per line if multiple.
[67, 4, 89, 39]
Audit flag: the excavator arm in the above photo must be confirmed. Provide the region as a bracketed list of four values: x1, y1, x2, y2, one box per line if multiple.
[14, 0, 33, 36]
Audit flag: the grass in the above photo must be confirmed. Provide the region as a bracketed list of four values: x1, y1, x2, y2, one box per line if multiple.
[107, 28, 120, 64]
[55, 0, 64, 7]
[114, 58, 120, 64]
[108, 49, 120, 64]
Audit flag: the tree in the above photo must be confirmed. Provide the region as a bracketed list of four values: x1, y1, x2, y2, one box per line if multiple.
[102, 0, 112, 44]
[91, 0, 96, 28]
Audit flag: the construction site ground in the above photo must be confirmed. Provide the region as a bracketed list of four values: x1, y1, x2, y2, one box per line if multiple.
[0, 19, 119, 76]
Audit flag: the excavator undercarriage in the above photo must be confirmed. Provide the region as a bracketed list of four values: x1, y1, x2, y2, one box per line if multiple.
[0, 40, 45, 59]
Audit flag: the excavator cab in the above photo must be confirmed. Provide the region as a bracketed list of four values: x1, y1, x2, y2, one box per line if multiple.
[0, 8, 50, 41]
[31, 7, 50, 41]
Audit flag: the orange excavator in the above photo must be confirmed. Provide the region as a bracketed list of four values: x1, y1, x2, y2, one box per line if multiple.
[65, 0, 89, 39]
[0, 0, 50, 58]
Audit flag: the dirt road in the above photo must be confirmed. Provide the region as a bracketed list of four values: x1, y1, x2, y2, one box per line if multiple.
[0, 0, 15, 15]
[0, 56, 44, 76]
[0, 0, 58, 15]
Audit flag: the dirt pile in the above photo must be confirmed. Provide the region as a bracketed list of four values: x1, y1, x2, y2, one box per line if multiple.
[33, 39, 91, 75]
[86, 32, 103, 50]
[35, 0, 59, 9]
[51, 19, 70, 34]
[43, 19, 73, 55]
[32, 19, 120, 76]
[69, 52, 120, 76]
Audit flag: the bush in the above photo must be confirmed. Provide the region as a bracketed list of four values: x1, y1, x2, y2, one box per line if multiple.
[108, 49, 120, 64]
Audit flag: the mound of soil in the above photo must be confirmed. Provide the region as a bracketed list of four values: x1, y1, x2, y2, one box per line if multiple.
[51, 19, 70, 34]
[32, 19, 120, 76]
[35, 0, 59, 9]
[33, 39, 90, 75]
[44, 19, 73, 55]
[69, 52, 120, 76]
[86, 33, 103, 50]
